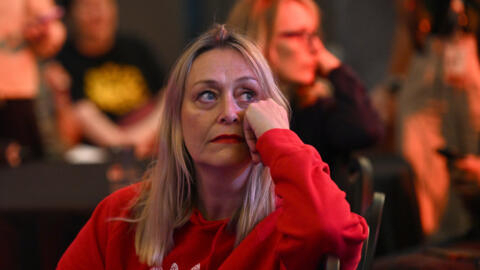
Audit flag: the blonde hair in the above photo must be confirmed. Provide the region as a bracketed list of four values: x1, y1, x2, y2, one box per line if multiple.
[227, 0, 320, 50]
[128, 25, 290, 266]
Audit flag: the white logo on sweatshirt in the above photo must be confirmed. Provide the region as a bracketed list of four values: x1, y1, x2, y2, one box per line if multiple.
[150, 263, 200, 270]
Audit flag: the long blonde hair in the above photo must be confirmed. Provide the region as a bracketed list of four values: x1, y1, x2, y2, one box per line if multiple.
[129, 25, 289, 266]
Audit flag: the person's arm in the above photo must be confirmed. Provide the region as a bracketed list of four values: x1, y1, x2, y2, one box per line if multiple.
[322, 64, 384, 151]
[44, 61, 82, 147]
[456, 154, 480, 184]
[296, 40, 383, 152]
[57, 199, 109, 270]
[57, 186, 139, 269]
[257, 129, 368, 270]
[74, 100, 133, 147]
[114, 36, 165, 158]
[244, 99, 368, 270]
[123, 95, 163, 158]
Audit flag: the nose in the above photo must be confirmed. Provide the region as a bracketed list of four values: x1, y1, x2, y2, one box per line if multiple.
[218, 95, 241, 124]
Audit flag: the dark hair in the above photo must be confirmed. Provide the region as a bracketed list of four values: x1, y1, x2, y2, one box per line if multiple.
[427, 0, 471, 37]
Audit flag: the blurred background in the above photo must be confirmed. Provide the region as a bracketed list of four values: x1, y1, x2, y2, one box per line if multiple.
[2, 0, 480, 269]
[116, 0, 395, 90]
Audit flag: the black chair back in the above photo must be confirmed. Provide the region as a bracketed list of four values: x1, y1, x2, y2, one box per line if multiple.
[358, 192, 385, 270]
[319, 156, 385, 270]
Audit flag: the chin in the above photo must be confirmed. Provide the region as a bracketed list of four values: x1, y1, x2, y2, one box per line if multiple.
[284, 70, 316, 86]
[291, 75, 316, 86]
[200, 147, 251, 168]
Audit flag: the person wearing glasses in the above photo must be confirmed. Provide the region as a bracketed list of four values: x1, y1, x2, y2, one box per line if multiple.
[227, 0, 383, 190]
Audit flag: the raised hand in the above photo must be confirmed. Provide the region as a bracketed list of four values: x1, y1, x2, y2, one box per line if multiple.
[315, 39, 340, 77]
[243, 99, 289, 163]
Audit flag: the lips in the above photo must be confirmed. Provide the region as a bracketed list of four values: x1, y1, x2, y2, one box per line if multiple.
[211, 134, 244, 144]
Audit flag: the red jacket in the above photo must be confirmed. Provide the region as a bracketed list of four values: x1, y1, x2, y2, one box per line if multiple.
[57, 129, 368, 270]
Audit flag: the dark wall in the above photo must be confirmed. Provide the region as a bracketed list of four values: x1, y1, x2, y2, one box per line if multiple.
[117, 0, 187, 78]
[325, 0, 396, 89]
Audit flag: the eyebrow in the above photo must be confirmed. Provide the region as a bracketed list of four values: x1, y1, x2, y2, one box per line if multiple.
[236, 76, 259, 83]
[192, 80, 220, 88]
[192, 76, 259, 87]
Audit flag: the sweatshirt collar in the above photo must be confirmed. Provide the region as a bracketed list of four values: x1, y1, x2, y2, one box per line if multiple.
[189, 208, 230, 228]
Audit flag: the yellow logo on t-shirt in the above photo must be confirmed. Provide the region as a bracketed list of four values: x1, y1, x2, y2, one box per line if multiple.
[84, 62, 150, 116]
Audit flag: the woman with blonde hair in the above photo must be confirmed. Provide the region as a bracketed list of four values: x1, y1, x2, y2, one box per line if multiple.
[227, 0, 383, 189]
[57, 25, 367, 270]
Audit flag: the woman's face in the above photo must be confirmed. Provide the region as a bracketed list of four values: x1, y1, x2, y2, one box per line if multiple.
[71, 0, 117, 43]
[181, 48, 262, 169]
[267, 0, 319, 85]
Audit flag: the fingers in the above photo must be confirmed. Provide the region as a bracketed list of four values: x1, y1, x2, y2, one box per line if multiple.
[44, 62, 71, 93]
[242, 98, 288, 163]
[243, 113, 261, 164]
[245, 99, 289, 138]
[24, 23, 48, 42]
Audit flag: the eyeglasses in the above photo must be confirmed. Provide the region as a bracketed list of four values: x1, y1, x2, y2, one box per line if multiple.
[277, 30, 320, 47]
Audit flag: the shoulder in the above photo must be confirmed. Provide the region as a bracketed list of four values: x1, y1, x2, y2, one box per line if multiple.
[94, 183, 143, 219]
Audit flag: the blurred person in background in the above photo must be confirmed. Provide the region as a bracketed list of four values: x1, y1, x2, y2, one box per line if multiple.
[227, 0, 383, 193]
[394, 0, 480, 242]
[44, 0, 164, 159]
[0, 1, 65, 269]
[0, 0, 66, 167]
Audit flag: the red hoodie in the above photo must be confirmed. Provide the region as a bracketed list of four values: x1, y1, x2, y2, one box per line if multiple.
[57, 129, 368, 270]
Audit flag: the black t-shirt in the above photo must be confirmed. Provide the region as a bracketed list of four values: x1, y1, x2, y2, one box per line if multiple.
[56, 35, 164, 122]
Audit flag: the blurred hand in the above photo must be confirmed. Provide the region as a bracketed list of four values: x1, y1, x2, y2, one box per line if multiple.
[455, 154, 480, 184]
[315, 40, 341, 77]
[24, 21, 49, 43]
[243, 99, 289, 163]
[44, 61, 72, 105]
[5, 142, 22, 168]
[296, 80, 331, 108]
[24, 20, 59, 57]
[132, 132, 156, 160]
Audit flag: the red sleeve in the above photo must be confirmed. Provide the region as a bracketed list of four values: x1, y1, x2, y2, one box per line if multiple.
[256, 129, 368, 270]
[56, 185, 138, 270]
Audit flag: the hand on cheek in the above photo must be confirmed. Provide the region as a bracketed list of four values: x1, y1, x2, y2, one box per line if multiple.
[316, 40, 340, 77]
[243, 99, 289, 163]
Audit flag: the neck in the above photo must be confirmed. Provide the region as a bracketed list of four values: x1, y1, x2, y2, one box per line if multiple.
[74, 35, 114, 57]
[195, 162, 252, 220]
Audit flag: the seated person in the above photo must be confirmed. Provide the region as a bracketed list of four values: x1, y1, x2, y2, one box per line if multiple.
[227, 0, 383, 189]
[57, 25, 368, 270]
[0, 0, 65, 166]
[44, 0, 164, 158]
[397, 0, 480, 241]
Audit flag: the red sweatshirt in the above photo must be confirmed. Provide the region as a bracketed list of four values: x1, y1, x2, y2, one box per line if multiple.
[57, 129, 368, 270]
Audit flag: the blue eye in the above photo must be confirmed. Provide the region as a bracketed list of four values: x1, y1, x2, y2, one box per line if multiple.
[198, 91, 216, 102]
[239, 90, 257, 103]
